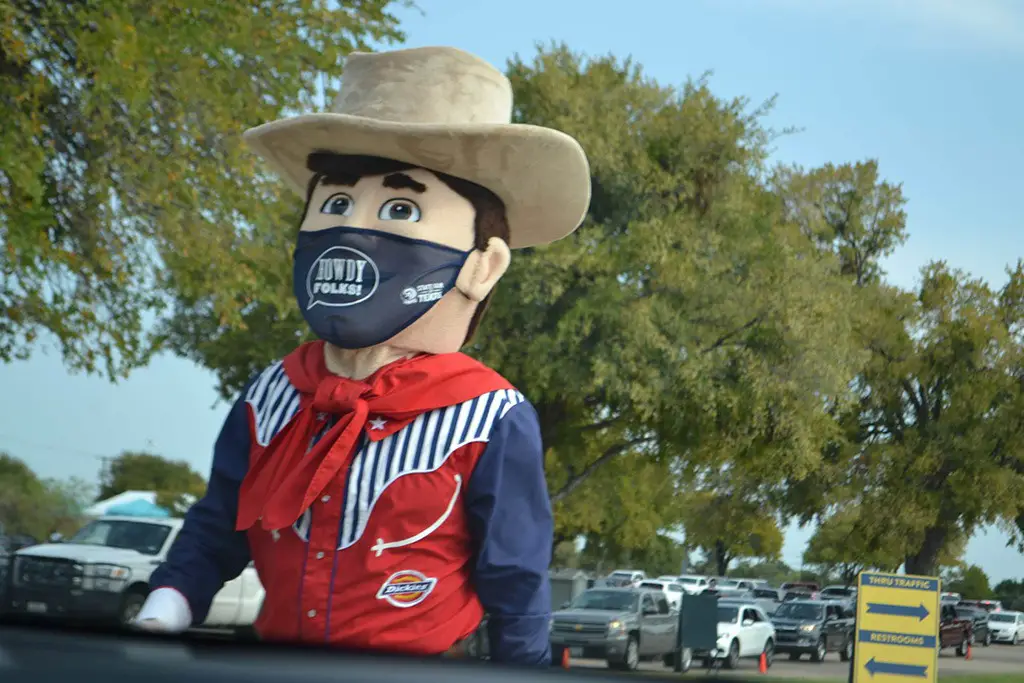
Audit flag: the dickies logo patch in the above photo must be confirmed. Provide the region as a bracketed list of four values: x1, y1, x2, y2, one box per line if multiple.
[375, 570, 437, 608]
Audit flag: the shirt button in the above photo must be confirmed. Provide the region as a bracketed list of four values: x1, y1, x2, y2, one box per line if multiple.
[316, 552, 325, 559]
[321, 495, 331, 503]
[307, 609, 317, 618]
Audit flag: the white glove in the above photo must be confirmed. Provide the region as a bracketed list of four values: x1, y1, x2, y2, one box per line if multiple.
[133, 587, 193, 634]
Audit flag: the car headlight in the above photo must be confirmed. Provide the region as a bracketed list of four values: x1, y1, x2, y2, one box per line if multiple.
[82, 564, 130, 592]
[799, 624, 818, 632]
[608, 620, 626, 635]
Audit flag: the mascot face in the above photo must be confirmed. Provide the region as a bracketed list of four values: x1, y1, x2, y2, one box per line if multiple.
[292, 154, 512, 355]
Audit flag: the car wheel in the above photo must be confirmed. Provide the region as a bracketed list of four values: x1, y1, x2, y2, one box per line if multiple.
[724, 639, 740, 670]
[957, 638, 968, 657]
[840, 637, 853, 662]
[609, 635, 640, 671]
[984, 631, 992, 647]
[665, 647, 693, 672]
[118, 591, 146, 626]
[762, 639, 774, 669]
[810, 637, 826, 663]
[1013, 633, 1020, 646]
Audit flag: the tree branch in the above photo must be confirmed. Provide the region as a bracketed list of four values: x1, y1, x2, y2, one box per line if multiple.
[550, 435, 657, 504]
[700, 315, 764, 354]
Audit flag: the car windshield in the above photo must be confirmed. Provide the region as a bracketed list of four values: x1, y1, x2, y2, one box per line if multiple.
[989, 613, 1016, 623]
[639, 582, 664, 590]
[667, 584, 683, 592]
[68, 520, 171, 556]
[570, 590, 637, 611]
[679, 577, 699, 584]
[718, 606, 740, 623]
[718, 580, 739, 588]
[774, 602, 823, 620]
[754, 589, 779, 598]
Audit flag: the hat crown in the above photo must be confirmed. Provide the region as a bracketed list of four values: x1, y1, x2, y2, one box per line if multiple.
[330, 47, 514, 126]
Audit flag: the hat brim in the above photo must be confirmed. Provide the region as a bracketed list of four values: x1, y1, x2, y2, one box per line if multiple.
[242, 113, 591, 249]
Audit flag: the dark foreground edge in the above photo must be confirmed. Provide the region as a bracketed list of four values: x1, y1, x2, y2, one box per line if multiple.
[0, 620, 775, 683]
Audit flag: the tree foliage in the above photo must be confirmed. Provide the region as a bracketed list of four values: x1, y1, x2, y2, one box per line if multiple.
[679, 488, 784, 576]
[98, 451, 206, 513]
[944, 564, 992, 599]
[0, 0, 407, 377]
[820, 263, 1024, 575]
[0, 452, 91, 538]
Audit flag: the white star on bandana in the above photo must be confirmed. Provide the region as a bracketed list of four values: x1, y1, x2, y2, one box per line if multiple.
[369, 417, 387, 431]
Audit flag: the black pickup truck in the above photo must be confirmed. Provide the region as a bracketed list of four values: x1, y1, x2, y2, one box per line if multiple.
[771, 600, 854, 662]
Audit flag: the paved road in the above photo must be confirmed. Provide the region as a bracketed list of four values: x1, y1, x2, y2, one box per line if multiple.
[570, 642, 1024, 678]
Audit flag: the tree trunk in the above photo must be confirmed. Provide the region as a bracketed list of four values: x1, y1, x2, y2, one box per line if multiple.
[715, 540, 730, 576]
[904, 525, 948, 576]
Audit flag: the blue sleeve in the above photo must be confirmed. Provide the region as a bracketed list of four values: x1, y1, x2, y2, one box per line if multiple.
[150, 381, 254, 625]
[465, 400, 553, 667]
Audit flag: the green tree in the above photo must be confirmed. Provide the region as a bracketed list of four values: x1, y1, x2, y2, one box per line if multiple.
[0, 0, 407, 377]
[802, 507, 905, 585]
[578, 532, 688, 578]
[731, 559, 797, 585]
[944, 564, 992, 599]
[829, 263, 1024, 575]
[0, 453, 91, 538]
[165, 44, 867, 550]
[679, 489, 784, 576]
[98, 451, 207, 514]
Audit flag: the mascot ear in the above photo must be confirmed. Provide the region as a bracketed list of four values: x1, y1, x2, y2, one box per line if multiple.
[456, 237, 511, 302]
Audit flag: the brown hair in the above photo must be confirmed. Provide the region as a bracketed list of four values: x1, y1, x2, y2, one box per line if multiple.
[301, 153, 510, 345]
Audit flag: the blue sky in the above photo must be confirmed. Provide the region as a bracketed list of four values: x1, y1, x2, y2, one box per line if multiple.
[2, 0, 1022, 581]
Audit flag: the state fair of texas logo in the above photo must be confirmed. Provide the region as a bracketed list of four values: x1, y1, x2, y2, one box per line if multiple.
[375, 570, 438, 608]
[305, 246, 379, 309]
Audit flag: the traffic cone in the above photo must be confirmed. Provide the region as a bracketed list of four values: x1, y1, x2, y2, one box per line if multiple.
[561, 647, 571, 669]
[758, 652, 768, 674]
[966, 642, 972, 660]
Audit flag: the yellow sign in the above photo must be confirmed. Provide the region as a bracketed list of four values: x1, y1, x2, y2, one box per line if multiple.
[853, 571, 940, 683]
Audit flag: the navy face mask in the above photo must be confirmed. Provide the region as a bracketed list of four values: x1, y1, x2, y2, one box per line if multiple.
[293, 226, 472, 350]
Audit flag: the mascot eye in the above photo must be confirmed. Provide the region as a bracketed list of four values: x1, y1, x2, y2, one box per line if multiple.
[378, 199, 421, 222]
[320, 193, 354, 216]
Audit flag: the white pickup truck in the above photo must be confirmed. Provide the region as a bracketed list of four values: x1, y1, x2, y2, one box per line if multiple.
[6, 515, 263, 629]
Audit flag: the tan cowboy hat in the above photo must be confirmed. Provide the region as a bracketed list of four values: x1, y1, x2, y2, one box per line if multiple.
[243, 46, 591, 249]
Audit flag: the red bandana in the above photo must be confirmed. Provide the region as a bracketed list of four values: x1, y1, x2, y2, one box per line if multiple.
[236, 341, 513, 532]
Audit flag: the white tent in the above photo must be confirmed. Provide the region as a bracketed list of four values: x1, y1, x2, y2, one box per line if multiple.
[84, 490, 157, 517]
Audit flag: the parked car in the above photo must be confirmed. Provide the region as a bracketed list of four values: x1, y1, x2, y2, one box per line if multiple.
[669, 575, 711, 595]
[772, 599, 854, 662]
[752, 587, 783, 616]
[783, 588, 818, 602]
[819, 585, 856, 601]
[941, 592, 963, 604]
[974, 600, 1004, 613]
[939, 603, 972, 656]
[781, 582, 820, 593]
[549, 587, 680, 671]
[693, 599, 775, 670]
[716, 579, 757, 592]
[955, 605, 992, 647]
[7, 515, 263, 629]
[599, 570, 646, 588]
[638, 580, 685, 610]
[987, 610, 1024, 645]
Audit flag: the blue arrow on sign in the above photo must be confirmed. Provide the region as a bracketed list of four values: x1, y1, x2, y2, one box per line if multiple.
[865, 657, 928, 678]
[866, 602, 930, 621]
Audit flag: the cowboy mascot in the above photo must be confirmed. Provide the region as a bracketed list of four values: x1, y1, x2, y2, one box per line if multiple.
[133, 46, 591, 667]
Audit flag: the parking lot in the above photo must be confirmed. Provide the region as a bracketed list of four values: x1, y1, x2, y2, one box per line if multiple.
[570, 642, 1024, 678]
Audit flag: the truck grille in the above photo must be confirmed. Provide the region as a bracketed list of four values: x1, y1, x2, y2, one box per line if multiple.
[14, 556, 82, 588]
[552, 622, 608, 635]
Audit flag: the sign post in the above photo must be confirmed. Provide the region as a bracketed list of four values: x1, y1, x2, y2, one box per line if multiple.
[853, 571, 941, 683]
